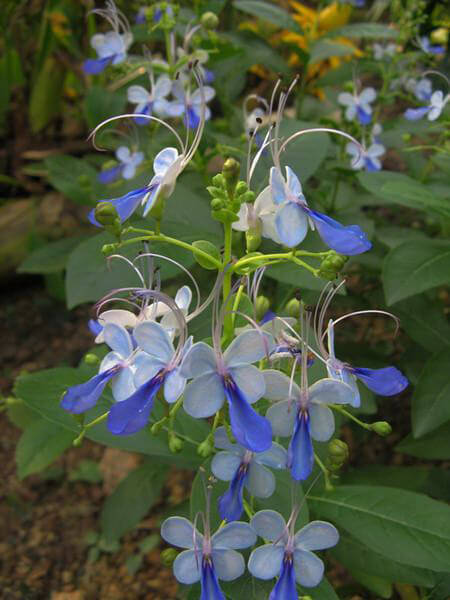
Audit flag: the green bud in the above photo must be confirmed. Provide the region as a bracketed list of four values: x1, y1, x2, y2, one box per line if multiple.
[102, 243, 117, 255]
[330, 255, 347, 269]
[207, 186, 227, 199]
[222, 158, 240, 198]
[318, 269, 337, 281]
[235, 181, 248, 196]
[168, 433, 184, 453]
[402, 133, 411, 142]
[210, 197, 224, 210]
[285, 298, 300, 318]
[240, 190, 256, 204]
[255, 296, 270, 321]
[328, 439, 349, 459]
[343, 81, 353, 93]
[371, 421, 392, 437]
[197, 437, 214, 458]
[212, 173, 226, 187]
[84, 353, 100, 365]
[201, 11, 219, 30]
[95, 202, 120, 226]
[161, 548, 179, 567]
[245, 228, 261, 253]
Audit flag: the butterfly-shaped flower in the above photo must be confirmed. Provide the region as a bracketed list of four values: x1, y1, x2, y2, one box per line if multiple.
[373, 42, 396, 60]
[61, 323, 136, 414]
[270, 166, 371, 254]
[248, 510, 339, 596]
[161, 517, 256, 600]
[338, 87, 376, 125]
[181, 330, 275, 452]
[404, 90, 449, 122]
[107, 321, 192, 435]
[127, 75, 172, 125]
[413, 78, 432, 102]
[98, 146, 144, 184]
[211, 426, 287, 522]
[167, 81, 215, 129]
[418, 35, 445, 56]
[346, 141, 385, 172]
[263, 369, 354, 480]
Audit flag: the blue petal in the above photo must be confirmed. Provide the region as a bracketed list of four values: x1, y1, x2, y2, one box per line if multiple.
[161, 516, 202, 549]
[211, 451, 242, 481]
[293, 549, 324, 587]
[224, 378, 272, 452]
[98, 165, 122, 184]
[357, 105, 372, 125]
[201, 560, 226, 600]
[351, 366, 408, 396]
[288, 412, 314, 481]
[250, 510, 287, 543]
[294, 521, 339, 551]
[365, 157, 381, 172]
[309, 210, 372, 255]
[107, 373, 164, 435]
[404, 106, 431, 121]
[212, 521, 257, 550]
[173, 549, 201, 584]
[248, 544, 285, 580]
[217, 465, 248, 522]
[83, 56, 114, 74]
[88, 187, 149, 227]
[185, 106, 201, 129]
[134, 102, 152, 126]
[275, 202, 309, 248]
[269, 556, 297, 600]
[270, 167, 286, 205]
[260, 310, 276, 325]
[88, 318, 103, 336]
[60, 369, 117, 414]
[211, 549, 245, 581]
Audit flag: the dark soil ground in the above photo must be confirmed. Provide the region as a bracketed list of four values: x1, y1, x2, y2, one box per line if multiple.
[0, 277, 435, 600]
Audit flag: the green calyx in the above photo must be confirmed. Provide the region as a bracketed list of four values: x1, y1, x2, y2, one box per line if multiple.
[94, 202, 122, 238]
[201, 11, 219, 30]
[168, 432, 184, 453]
[160, 548, 179, 567]
[371, 421, 392, 437]
[318, 251, 348, 280]
[207, 161, 255, 224]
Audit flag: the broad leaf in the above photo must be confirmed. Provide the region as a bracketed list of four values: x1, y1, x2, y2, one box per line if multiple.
[383, 240, 450, 305]
[309, 41, 356, 65]
[18, 236, 88, 275]
[411, 349, 450, 437]
[328, 23, 398, 39]
[396, 423, 450, 460]
[100, 460, 168, 542]
[16, 418, 75, 479]
[233, 0, 302, 33]
[84, 85, 127, 130]
[309, 485, 450, 571]
[394, 295, 450, 353]
[45, 155, 103, 205]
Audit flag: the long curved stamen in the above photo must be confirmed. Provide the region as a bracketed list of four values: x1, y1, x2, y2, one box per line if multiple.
[324, 309, 400, 347]
[316, 280, 346, 358]
[273, 76, 299, 172]
[277, 128, 364, 170]
[247, 124, 275, 186]
[106, 254, 147, 287]
[88, 114, 185, 154]
[183, 23, 202, 51]
[268, 77, 282, 166]
[183, 64, 207, 166]
[246, 121, 264, 185]
[95, 296, 142, 317]
[227, 310, 273, 359]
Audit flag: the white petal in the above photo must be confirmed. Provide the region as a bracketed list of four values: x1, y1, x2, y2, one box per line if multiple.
[294, 521, 339, 551]
[122, 163, 135, 179]
[127, 85, 150, 104]
[232, 203, 250, 231]
[367, 143, 385, 158]
[270, 167, 286, 205]
[359, 87, 376, 104]
[134, 321, 174, 363]
[248, 544, 284, 580]
[275, 202, 308, 248]
[250, 510, 286, 542]
[308, 403, 335, 441]
[337, 92, 354, 107]
[96, 310, 137, 343]
[293, 549, 324, 587]
[164, 368, 186, 403]
[153, 147, 179, 175]
[181, 342, 217, 378]
[111, 367, 135, 402]
[175, 285, 192, 311]
[224, 330, 274, 367]
[285, 166, 303, 198]
[191, 86, 215, 104]
[266, 400, 297, 437]
[173, 550, 201, 584]
[246, 462, 275, 498]
[228, 364, 265, 404]
[263, 370, 297, 401]
[153, 75, 172, 99]
[211, 451, 241, 481]
[254, 442, 287, 469]
[212, 521, 256, 550]
[103, 323, 133, 357]
[133, 353, 166, 387]
[213, 426, 241, 452]
[116, 146, 131, 162]
[183, 372, 225, 418]
[308, 378, 354, 406]
[161, 516, 202, 549]
[212, 549, 245, 581]
[99, 351, 121, 373]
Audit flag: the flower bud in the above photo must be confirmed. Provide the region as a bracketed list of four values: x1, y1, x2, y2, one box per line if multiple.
[201, 11, 219, 30]
[235, 181, 248, 196]
[255, 296, 270, 321]
[371, 421, 392, 437]
[102, 243, 117, 255]
[168, 433, 184, 453]
[222, 158, 240, 197]
[286, 298, 300, 318]
[211, 197, 224, 210]
[328, 439, 349, 460]
[212, 173, 225, 188]
[197, 437, 214, 458]
[161, 548, 179, 567]
[94, 202, 120, 226]
[84, 353, 100, 365]
[245, 228, 262, 253]
[240, 190, 256, 204]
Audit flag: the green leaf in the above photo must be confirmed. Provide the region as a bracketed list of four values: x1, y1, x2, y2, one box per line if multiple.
[16, 418, 75, 479]
[68, 459, 103, 483]
[396, 422, 450, 460]
[29, 56, 65, 132]
[233, 1, 302, 33]
[394, 295, 450, 353]
[222, 574, 273, 599]
[100, 461, 168, 543]
[125, 554, 143, 575]
[192, 240, 221, 270]
[18, 236, 88, 275]
[309, 40, 356, 65]
[328, 23, 398, 39]
[331, 531, 436, 587]
[375, 226, 428, 249]
[411, 349, 450, 437]
[349, 570, 392, 598]
[357, 172, 450, 219]
[84, 85, 127, 130]
[309, 485, 450, 571]
[45, 154, 103, 205]
[383, 240, 450, 305]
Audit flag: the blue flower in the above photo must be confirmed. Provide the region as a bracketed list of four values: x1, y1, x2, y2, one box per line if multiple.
[211, 426, 287, 521]
[127, 75, 172, 125]
[404, 90, 449, 122]
[167, 81, 215, 129]
[414, 78, 433, 102]
[270, 166, 371, 254]
[419, 36, 445, 56]
[325, 319, 408, 406]
[107, 321, 191, 435]
[161, 517, 256, 600]
[61, 323, 135, 413]
[181, 330, 275, 452]
[248, 510, 339, 595]
[263, 370, 354, 480]
[338, 87, 376, 125]
[346, 142, 385, 172]
[98, 146, 144, 184]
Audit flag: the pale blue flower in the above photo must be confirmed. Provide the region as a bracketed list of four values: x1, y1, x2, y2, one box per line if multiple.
[167, 81, 215, 128]
[263, 369, 354, 480]
[373, 43, 396, 60]
[419, 36, 445, 56]
[248, 510, 339, 596]
[99, 146, 144, 184]
[404, 90, 449, 121]
[161, 517, 256, 600]
[414, 78, 432, 101]
[211, 426, 287, 521]
[127, 75, 172, 125]
[346, 142, 385, 172]
[338, 87, 376, 125]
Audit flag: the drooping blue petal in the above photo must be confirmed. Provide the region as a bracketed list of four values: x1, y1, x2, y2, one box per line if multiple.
[201, 560, 226, 600]
[98, 165, 122, 184]
[185, 106, 201, 129]
[356, 105, 372, 125]
[217, 465, 248, 522]
[260, 310, 276, 325]
[365, 156, 381, 172]
[61, 368, 117, 413]
[293, 549, 324, 587]
[404, 106, 431, 121]
[288, 411, 314, 481]
[351, 366, 408, 396]
[88, 318, 103, 336]
[88, 187, 149, 227]
[83, 56, 114, 74]
[308, 210, 372, 255]
[269, 556, 297, 600]
[211, 549, 245, 581]
[224, 378, 272, 452]
[107, 373, 164, 435]
[134, 102, 152, 126]
[248, 544, 285, 580]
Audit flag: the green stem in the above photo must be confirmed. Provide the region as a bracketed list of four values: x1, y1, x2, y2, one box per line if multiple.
[314, 453, 333, 492]
[222, 222, 233, 342]
[243, 498, 254, 520]
[330, 404, 372, 431]
[231, 282, 245, 330]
